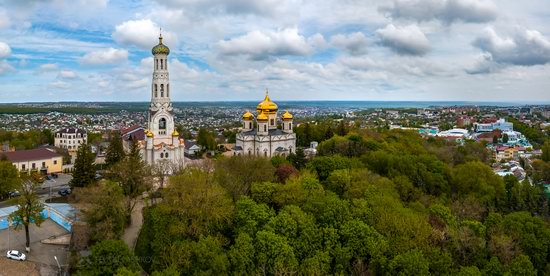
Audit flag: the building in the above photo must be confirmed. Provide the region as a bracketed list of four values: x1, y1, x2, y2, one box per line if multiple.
[235, 91, 296, 157]
[474, 118, 513, 133]
[54, 128, 87, 152]
[136, 33, 185, 168]
[184, 140, 201, 157]
[3, 148, 62, 174]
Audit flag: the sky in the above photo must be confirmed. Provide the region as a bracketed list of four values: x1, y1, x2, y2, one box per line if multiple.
[0, 0, 549, 103]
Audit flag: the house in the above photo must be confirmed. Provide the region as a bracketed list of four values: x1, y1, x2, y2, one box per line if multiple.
[474, 118, 513, 133]
[54, 128, 87, 152]
[3, 148, 63, 174]
[184, 140, 201, 157]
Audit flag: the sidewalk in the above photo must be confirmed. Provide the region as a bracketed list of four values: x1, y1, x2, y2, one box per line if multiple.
[122, 199, 144, 249]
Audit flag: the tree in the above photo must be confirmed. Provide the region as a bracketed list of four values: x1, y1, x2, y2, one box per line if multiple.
[214, 156, 275, 201]
[275, 164, 298, 183]
[389, 249, 430, 276]
[111, 139, 151, 223]
[0, 160, 20, 199]
[79, 181, 127, 243]
[502, 133, 509, 144]
[9, 178, 45, 252]
[492, 135, 498, 144]
[336, 120, 348, 136]
[542, 140, 550, 162]
[70, 142, 96, 188]
[197, 128, 217, 151]
[105, 132, 125, 167]
[76, 240, 141, 276]
[287, 147, 307, 170]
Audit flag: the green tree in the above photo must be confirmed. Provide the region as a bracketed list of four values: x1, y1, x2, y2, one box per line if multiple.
[77, 240, 141, 276]
[9, 178, 45, 252]
[214, 156, 275, 201]
[0, 160, 20, 199]
[197, 128, 217, 151]
[502, 133, 509, 143]
[70, 142, 96, 188]
[80, 181, 127, 242]
[287, 147, 307, 170]
[105, 132, 125, 167]
[255, 230, 299, 275]
[542, 140, 550, 162]
[452, 161, 506, 207]
[229, 233, 256, 275]
[111, 139, 151, 222]
[389, 249, 430, 276]
[507, 255, 537, 276]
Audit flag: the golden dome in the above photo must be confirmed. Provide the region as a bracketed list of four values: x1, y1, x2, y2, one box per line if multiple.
[256, 89, 278, 114]
[172, 129, 179, 137]
[257, 111, 269, 122]
[243, 111, 254, 120]
[152, 33, 170, 55]
[282, 110, 293, 121]
[146, 130, 153, 138]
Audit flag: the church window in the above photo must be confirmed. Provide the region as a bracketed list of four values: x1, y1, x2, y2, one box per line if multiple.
[264, 151, 267, 157]
[167, 84, 169, 97]
[264, 125, 267, 132]
[155, 59, 158, 70]
[271, 119, 274, 125]
[160, 59, 163, 70]
[165, 59, 168, 70]
[154, 84, 158, 97]
[160, 153, 164, 158]
[249, 122, 252, 129]
[159, 118, 167, 130]
[161, 84, 164, 97]
[165, 153, 169, 158]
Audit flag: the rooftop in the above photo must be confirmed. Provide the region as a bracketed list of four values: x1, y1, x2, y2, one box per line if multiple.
[2, 148, 61, 162]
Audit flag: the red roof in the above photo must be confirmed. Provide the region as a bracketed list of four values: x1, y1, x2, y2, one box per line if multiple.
[3, 148, 61, 162]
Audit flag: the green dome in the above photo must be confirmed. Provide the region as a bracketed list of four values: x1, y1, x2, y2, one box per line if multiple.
[152, 35, 170, 55]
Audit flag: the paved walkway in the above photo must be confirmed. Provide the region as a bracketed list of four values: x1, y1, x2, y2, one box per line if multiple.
[122, 199, 144, 249]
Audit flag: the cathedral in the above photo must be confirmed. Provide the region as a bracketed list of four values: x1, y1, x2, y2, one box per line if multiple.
[235, 92, 296, 157]
[137, 33, 185, 168]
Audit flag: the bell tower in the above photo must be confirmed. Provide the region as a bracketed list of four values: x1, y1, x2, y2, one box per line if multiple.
[148, 31, 174, 141]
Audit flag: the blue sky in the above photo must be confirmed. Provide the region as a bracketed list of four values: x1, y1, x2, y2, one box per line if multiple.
[0, 0, 549, 102]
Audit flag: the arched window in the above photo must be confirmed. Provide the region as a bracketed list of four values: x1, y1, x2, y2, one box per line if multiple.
[271, 119, 274, 125]
[167, 84, 169, 97]
[160, 153, 164, 158]
[264, 151, 267, 157]
[159, 118, 167, 130]
[249, 122, 252, 129]
[160, 59, 163, 70]
[154, 84, 158, 97]
[264, 125, 267, 132]
[156, 59, 158, 70]
[160, 84, 164, 97]
[165, 152, 169, 158]
[165, 59, 168, 70]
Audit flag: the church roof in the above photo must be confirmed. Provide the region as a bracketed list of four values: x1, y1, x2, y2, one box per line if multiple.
[152, 34, 170, 55]
[256, 89, 278, 113]
[241, 128, 288, 137]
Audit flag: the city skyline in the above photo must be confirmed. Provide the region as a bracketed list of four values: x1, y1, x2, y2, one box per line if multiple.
[0, 0, 550, 103]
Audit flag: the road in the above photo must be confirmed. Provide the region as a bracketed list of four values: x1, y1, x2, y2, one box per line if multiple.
[0, 174, 72, 208]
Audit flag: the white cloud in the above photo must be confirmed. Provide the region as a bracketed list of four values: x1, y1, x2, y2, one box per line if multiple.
[331, 32, 368, 56]
[112, 19, 177, 49]
[50, 80, 70, 89]
[376, 24, 430, 56]
[381, 0, 498, 24]
[80, 48, 128, 65]
[473, 27, 550, 66]
[217, 28, 313, 60]
[0, 42, 11, 58]
[39, 63, 59, 71]
[57, 70, 78, 79]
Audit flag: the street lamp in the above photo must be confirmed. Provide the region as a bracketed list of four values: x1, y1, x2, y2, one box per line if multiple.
[54, 255, 61, 275]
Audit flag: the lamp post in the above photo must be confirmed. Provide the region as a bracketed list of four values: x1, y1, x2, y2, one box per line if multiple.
[54, 255, 61, 275]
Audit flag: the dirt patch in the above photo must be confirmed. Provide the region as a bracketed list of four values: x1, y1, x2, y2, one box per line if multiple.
[0, 257, 40, 276]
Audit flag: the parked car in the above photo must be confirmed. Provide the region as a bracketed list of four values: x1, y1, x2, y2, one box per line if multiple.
[8, 190, 20, 198]
[32, 172, 44, 183]
[6, 250, 26, 261]
[58, 188, 71, 196]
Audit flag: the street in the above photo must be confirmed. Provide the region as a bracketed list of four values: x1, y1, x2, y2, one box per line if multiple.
[0, 174, 72, 208]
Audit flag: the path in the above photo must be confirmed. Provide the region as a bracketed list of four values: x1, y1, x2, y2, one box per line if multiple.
[122, 199, 144, 249]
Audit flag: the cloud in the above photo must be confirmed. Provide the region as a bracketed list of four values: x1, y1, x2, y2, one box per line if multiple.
[217, 28, 313, 60]
[0, 9, 10, 29]
[0, 61, 14, 75]
[57, 70, 78, 79]
[376, 24, 430, 56]
[39, 63, 59, 71]
[50, 80, 70, 89]
[154, 0, 287, 17]
[331, 32, 368, 56]
[112, 19, 177, 49]
[473, 27, 550, 66]
[0, 42, 11, 58]
[80, 48, 128, 65]
[381, 0, 497, 24]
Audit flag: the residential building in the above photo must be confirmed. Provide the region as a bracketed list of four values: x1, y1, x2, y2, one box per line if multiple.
[474, 118, 513, 133]
[3, 148, 62, 174]
[54, 128, 87, 152]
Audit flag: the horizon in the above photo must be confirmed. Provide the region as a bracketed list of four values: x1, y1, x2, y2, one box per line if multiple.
[1, 1, 550, 102]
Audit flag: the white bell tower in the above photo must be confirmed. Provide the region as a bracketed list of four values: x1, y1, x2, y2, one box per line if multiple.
[148, 31, 174, 143]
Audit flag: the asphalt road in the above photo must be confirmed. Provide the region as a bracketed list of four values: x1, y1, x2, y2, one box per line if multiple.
[0, 174, 72, 208]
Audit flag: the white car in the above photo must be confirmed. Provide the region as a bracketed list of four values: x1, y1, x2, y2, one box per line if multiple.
[6, 250, 26, 261]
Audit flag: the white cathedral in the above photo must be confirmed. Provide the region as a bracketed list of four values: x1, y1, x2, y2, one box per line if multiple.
[136, 33, 185, 168]
[234, 92, 296, 157]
